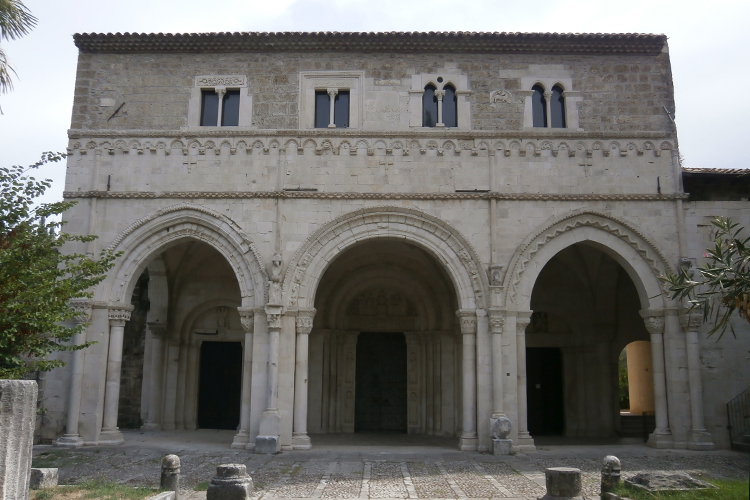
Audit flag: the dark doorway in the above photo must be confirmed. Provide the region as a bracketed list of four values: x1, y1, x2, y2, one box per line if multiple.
[355, 332, 407, 432]
[526, 347, 564, 435]
[198, 341, 242, 430]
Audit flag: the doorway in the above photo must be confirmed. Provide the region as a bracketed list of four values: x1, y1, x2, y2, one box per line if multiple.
[355, 332, 407, 432]
[197, 341, 242, 430]
[526, 347, 564, 435]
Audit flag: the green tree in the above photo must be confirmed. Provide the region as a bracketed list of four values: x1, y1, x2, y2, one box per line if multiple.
[0, 152, 117, 379]
[0, 0, 37, 96]
[662, 216, 750, 337]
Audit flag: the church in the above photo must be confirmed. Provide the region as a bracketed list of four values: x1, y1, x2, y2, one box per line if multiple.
[43, 31, 749, 452]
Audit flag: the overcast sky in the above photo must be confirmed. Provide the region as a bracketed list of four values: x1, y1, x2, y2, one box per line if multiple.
[1, 0, 748, 204]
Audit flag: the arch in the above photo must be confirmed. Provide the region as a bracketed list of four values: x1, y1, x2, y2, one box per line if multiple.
[550, 84, 566, 128]
[102, 203, 267, 308]
[422, 84, 438, 127]
[531, 84, 546, 128]
[503, 210, 673, 311]
[443, 84, 458, 128]
[282, 206, 489, 311]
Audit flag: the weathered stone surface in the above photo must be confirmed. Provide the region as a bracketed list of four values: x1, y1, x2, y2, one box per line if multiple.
[492, 438, 512, 455]
[491, 416, 512, 439]
[544, 467, 582, 498]
[0, 380, 37, 500]
[625, 472, 717, 492]
[601, 455, 621, 494]
[160, 454, 180, 491]
[29, 468, 58, 490]
[254, 436, 279, 454]
[206, 464, 253, 500]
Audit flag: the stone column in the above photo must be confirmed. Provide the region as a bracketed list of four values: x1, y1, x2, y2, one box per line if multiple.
[256, 304, 282, 453]
[640, 310, 674, 448]
[457, 309, 478, 451]
[55, 299, 92, 448]
[232, 307, 255, 449]
[489, 308, 512, 454]
[327, 88, 338, 128]
[684, 312, 715, 450]
[543, 90, 553, 128]
[434, 89, 445, 127]
[293, 308, 316, 449]
[215, 87, 226, 125]
[142, 322, 167, 431]
[515, 311, 535, 450]
[0, 380, 37, 500]
[99, 304, 133, 445]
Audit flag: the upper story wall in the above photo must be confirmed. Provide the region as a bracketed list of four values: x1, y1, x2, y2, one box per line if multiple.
[70, 32, 676, 135]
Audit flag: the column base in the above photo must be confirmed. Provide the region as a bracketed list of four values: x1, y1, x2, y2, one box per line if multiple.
[162, 423, 176, 431]
[231, 431, 249, 449]
[292, 433, 312, 450]
[688, 430, 715, 450]
[140, 422, 161, 431]
[54, 434, 84, 448]
[513, 432, 536, 452]
[459, 434, 478, 451]
[647, 430, 674, 449]
[492, 439, 512, 455]
[98, 429, 125, 445]
[255, 435, 280, 454]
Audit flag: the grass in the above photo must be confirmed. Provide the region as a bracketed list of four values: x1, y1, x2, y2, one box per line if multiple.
[30, 479, 157, 500]
[611, 478, 749, 500]
[194, 481, 210, 491]
[32, 450, 94, 469]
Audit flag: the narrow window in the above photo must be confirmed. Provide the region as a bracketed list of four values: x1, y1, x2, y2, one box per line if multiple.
[422, 84, 438, 127]
[334, 91, 350, 127]
[531, 85, 546, 128]
[200, 89, 219, 126]
[314, 91, 330, 128]
[550, 85, 566, 128]
[443, 85, 457, 128]
[221, 90, 241, 126]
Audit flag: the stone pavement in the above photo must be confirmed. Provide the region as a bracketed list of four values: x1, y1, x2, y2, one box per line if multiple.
[32, 430, 749, 500]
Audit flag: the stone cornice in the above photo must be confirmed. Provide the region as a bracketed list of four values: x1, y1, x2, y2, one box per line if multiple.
[68, 129, 673, 141]
[73, 32, 667, 56]
[63, 190, 688, 202]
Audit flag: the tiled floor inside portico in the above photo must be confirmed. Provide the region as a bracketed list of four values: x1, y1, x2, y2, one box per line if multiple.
[33, 430, 749, 500]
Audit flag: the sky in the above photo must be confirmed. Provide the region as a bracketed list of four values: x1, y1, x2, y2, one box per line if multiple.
[1, 0, 748, 205]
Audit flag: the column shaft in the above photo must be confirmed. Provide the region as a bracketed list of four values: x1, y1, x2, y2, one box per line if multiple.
[685, 314, 714, 449]
[457, 309, 477, 451]
[515, 313, 534, 450]
[293, 309, 315, 450]
[100, 305, 132, 445]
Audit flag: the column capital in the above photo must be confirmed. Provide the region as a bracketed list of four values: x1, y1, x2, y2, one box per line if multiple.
[680, 310, 703, 331]
[70, 298, 93, 325]
[640, 309, 665, 335]
[327, 88, 339, 97]
[516, 310, 533, 332]
[295, 308, 316, 335]
[488, 308, 505, 334]
[265, 305, 283, 331]
[147, 322, 167, 337]
[214, 86, 227, 98]
[456, 309, 477, 335]
[237, 307, 255, 333]
[543, 90, 553, 99]
[108, 304, 133, 326]
[434, 89, 445, 99]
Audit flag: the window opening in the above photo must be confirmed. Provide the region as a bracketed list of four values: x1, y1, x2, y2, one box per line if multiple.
[442, 85, 457, 128]
[334, 91, 350, 128]
[550, 85, 566, 128]
[200, 90, 220, 127]
[221, 90, 241, 126]
[315, 89, 350, 128]
[531, 85, 547, 128]
[422, 84, 438, 127]
[315, 91, 330, 128]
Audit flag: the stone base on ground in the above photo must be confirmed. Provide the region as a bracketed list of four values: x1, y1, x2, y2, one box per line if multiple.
[231, 431, 249, 449]
[292, 433, 312, 450]
[687, 430, 715, 450]
[492, 438, 512, 455]
[255, 435, 280, 454]
[458, 436, 478, 451]
[54, 434, 84, 448]
[98, 429, 125, 445]
[30, 468, 58, 489]
[647, 432, 674, 449]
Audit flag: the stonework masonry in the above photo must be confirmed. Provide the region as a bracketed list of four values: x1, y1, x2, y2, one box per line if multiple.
[43, 31, 750, 453]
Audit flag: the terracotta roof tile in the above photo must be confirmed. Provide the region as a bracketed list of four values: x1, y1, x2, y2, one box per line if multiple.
[73, 31, 667, 55]
[683, 168, 750, 175]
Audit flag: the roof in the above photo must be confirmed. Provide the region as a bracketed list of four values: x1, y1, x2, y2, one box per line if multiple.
[683, 167, 750, 175]
[72, 31, 667, 55]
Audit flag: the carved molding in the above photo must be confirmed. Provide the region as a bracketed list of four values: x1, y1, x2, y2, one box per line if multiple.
[108, 304, 134, 324]
[504, 210, 673, 306]
[490, 90, 513, 103]
[237, 307, 255, 333]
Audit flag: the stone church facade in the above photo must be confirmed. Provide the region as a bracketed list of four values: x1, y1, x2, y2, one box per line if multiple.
[43, 32, 749, 452]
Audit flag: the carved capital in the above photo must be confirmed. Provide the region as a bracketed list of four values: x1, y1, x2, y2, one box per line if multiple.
[265, 305, 282, 331]
[327, 88, 338, 98]
[215, 87, 226, 99]
[516, 311, 532, 334]
[108, 304, 133, 326]
[70, 298, 93, 325]
[148, 322, 167, 337]
[434, 90, 445, 100]
[684, 311, 703, 331]
[543, 91, 553, 100]
[643, 316, 665, 336]
[456, 309, 477, 335]
[237, 307, 255, 333]
[488, 308, 505, 334]
[295, 308, 316, 335]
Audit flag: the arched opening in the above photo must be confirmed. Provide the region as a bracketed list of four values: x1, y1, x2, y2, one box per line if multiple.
[531, 84, 546, 127]
[550, 85, 566, 128]
[443, 84, 458, 127]
[306, 239, 462, 437]
[423, 84, 438, 127]
[118, 240, 244, 432]
[526, 242, 653, 439]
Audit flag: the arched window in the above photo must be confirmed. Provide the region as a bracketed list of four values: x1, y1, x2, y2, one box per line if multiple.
[531, 85, 546, 128]
[422, 84, 438, 127]
[550, 85, 566, 128]
[442, 85, 457, 128]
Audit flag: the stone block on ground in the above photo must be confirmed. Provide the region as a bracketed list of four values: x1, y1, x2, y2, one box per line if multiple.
[541, 467, 582, 499]
[0, 379, 38, 500]
[254, 435, 279, 454]
[492, 438, 512, 455]
[206, 464, 253, 500]
[29, 468, 58, 490]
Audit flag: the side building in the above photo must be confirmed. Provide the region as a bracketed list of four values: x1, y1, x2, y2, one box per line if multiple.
[45, 31, 750, 452]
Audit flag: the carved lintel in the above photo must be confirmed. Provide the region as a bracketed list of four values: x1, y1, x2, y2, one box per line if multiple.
[237, 307, 255, 334]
